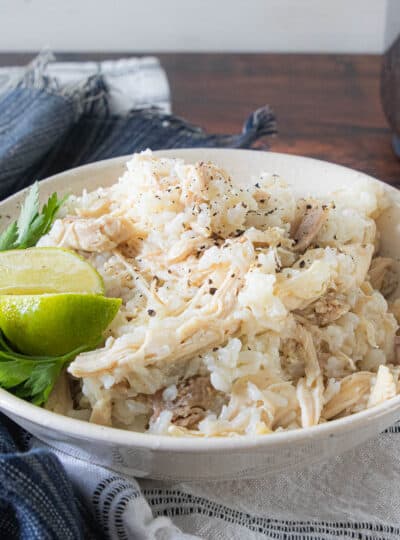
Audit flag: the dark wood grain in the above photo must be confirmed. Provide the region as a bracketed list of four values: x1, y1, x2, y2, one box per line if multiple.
[1, 52, 399, 186]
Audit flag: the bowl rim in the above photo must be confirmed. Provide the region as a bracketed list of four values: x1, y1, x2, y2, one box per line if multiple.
[0, 147, 399, 453]
[1, 387, 400, 452]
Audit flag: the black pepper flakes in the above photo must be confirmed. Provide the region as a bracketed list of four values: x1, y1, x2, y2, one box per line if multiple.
[299, 260, 305, 268]
[209, 287, 217, 295]
[147, 309, 156, 317]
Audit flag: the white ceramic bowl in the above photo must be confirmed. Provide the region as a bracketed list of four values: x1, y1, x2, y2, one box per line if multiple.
[1, 148, 400, 481]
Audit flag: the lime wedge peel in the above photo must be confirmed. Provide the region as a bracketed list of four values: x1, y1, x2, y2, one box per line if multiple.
[0, 247, 105, 295]
[0, 293, 121, 356]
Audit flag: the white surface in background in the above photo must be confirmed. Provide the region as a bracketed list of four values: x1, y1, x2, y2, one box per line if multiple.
[0, 0, 397, 53]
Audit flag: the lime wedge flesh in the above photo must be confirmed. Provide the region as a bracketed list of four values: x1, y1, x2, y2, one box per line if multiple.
[0, 293, 121, 356]
[0, 247, 104, 295]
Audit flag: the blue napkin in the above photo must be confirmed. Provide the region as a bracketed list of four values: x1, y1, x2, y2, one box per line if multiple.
[0, 54, 275, 200]
[0, 54, 276, 539]
[0, 414, 102, 539]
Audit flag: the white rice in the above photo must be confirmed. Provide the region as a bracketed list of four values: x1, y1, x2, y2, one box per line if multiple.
[40, 150, 400, 437]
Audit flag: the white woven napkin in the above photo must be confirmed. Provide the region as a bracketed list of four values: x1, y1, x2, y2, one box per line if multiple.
[0, 53, 170, 114]
[31, 425, 399, 540]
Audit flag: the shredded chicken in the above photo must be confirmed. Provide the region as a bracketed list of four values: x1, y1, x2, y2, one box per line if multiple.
[167, 236, 215, 264]
[323, 372, 374, 419]
[45, 370, 73, 415]
[368, 365, 396, 408]
[69, 264, 243, 383]
[292, 204, 329, 252]
[295, 326, 324, 427]
[37, 151, 399, 436]
[395, 335, 400, 365]
[90, 397, 112, 426]
[368, 256, 398, 298]
[38, 215, 137, 252]
[369, 257, 393, 290]
[148, 376, 227, 429]
[296, 291, 350, 326]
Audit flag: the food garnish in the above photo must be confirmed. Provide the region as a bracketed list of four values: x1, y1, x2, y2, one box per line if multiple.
[0, 182, 66, 251]
[0, 293, 121, 356]
[0, 331, 95, 406]
[0, 247, 104, 295]
[0, 183, 121, 405]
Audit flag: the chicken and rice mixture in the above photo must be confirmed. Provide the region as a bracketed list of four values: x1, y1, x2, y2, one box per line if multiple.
[40, 151, 400, 436]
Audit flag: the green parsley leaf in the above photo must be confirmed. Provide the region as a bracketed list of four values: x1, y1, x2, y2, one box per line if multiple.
[15, 361, 64, 406]
[0, 182, 67, 252]
[0, 333, 95, 406]
[0, 221, 18, 251]
[17, 182, 40, 247]
[40, 192, 68, 235]
[0, 357, 36, 387]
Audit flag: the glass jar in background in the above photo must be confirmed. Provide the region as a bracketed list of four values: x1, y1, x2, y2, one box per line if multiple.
[381, 0, 400, 162]
[381, 30, 400, 158]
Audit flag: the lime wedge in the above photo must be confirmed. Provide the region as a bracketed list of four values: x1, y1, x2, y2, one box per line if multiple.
[0, 293, 121, 356]
[0, 247, 104, 295]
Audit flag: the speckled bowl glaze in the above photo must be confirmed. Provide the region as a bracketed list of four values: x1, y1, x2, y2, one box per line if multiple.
[1, 149, 400, 481]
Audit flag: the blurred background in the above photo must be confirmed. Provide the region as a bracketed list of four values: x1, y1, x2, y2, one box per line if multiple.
[0, 0, 399, 53]
[0, 0, 399, 190]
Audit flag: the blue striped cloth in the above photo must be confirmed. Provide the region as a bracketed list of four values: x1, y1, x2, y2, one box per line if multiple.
[0, 54, 276, 539]
[0, 54, 276, 201]
[0, 414, 102, 539]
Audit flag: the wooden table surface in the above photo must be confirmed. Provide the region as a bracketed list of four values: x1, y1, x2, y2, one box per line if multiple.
[1, 52, 399, 186]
